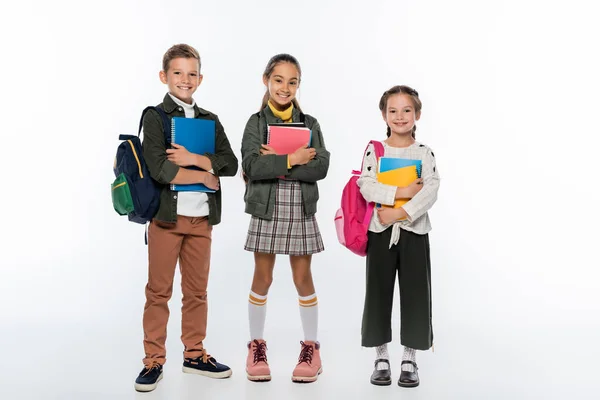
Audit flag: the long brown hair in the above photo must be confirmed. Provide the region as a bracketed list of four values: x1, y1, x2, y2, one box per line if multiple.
[260, 53, 303, 112]
[379, 85, 422, 138]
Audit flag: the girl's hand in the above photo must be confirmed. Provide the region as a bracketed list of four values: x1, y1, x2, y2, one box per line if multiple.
[376, 207, 407, 225]
[260, 144, 277, 155]
[289, 145, 316, 166]
[167, 143, 197, 167]
[405, 178, 424, 197]
[396, 178, 424, 199]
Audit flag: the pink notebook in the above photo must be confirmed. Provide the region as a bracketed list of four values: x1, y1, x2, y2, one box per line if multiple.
[267, 126, 311, 154]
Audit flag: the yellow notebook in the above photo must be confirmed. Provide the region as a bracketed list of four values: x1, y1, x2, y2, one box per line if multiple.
[376, 165, 418, 208]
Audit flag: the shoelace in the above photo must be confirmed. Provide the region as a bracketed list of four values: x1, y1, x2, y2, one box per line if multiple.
[142, 362, 161, 376]
[252, 340, 268, 364]
[297, 341, 314, 365]
[186, 350, 217, 368]
[201, 350, 217, 367]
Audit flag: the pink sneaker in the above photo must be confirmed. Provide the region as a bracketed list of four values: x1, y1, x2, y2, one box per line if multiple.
[292, 341, 322, 383]
[246, 339, 271, 381]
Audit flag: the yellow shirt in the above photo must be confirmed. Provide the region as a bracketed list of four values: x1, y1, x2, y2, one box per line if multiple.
[267, 100, 294, 168]
[268, 100, 293, 122]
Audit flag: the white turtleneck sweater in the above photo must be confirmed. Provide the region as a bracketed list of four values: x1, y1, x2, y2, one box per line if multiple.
[168, 93, 210, 217]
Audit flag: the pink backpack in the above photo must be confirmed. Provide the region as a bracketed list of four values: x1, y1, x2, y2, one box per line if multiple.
[334, 141, 385, 256]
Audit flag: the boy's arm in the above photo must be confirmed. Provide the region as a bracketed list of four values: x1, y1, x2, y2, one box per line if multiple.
[401, 148, 440, 222]
[142, 109, 179, 184]
[241, 114, 289, 180]
[284, 120, 330, 182]
[203, 116, 239, 177]
[142, 109, 211, 185]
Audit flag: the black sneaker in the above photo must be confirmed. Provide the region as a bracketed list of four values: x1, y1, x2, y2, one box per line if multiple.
[134, 363, 163, 392]
[182, 352, 232, 379]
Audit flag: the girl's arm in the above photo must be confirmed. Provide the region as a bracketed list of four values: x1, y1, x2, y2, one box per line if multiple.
[357, 143, 397, 206]
[401, 147, 440, 222]
[284, 119, 330, 182]
[241, 114, 289, 180]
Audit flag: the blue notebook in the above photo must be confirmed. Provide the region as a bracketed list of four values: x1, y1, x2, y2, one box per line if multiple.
[379, 157, 422, 178]
[170, 117, 216, 192]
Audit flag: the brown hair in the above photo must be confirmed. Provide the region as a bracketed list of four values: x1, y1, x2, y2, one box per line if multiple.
[260, 53, 302, 112]
[379, 85, 422, 138]
[162, 44, 201, 73]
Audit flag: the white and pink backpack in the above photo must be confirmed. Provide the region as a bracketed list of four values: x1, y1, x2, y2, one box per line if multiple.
[334, 141, 385, 256]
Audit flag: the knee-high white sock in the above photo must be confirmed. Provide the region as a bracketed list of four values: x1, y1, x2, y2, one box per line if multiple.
[375, 343, 390, 371]
[401, 347, 417, 372]
[248, 291, 267, 340]
[298, 293, 318, 342]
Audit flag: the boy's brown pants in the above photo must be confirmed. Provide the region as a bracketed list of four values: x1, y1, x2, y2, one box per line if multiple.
[142, 216, 212, 366]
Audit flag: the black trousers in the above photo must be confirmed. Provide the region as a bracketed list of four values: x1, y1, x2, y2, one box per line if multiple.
[361, 228, 433, 350]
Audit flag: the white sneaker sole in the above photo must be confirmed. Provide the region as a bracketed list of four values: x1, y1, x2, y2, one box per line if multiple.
[182, 366, 233, 379]
[134, 372, 163, 392]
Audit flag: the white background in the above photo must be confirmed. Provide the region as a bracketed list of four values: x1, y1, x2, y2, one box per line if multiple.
[1, 0, 599, 399]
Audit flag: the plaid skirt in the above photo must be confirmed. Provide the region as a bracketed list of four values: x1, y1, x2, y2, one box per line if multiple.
[244, 179, 324, 255]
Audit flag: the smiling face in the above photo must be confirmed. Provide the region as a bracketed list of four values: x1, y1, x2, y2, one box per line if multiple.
[263, 62, 300, 111]
[159, 57, 202, 104]
[383, 93, 421, 137]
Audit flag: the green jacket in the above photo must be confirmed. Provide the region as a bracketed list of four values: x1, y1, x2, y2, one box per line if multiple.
[241, 105, 330, 220]
[142, 94, 238, 225]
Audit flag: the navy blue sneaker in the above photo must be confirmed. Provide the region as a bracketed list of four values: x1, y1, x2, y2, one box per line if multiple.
[183, 352, 232, 379]
[134, 363, 163, 392]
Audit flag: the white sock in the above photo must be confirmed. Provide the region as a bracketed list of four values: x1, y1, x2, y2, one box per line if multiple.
[298, 293, 318, 342]
[401, 347, 417, 372]
[375, 344, 390, 371]
[248, 291, 267, 340]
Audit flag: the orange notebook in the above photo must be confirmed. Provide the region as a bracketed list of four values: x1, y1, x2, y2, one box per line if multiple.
[376, 165, 419, 208]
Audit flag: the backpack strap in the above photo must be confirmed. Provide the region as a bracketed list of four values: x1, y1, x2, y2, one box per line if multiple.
[138, 106, 171, 146]
[255, 111, 267, 143]
[371, 140, 385, 158]
[359, 140, 385, 171]
[361, 140, 385, 227]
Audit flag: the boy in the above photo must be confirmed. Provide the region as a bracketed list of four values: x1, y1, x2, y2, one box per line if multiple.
[134, 44, 238, 392]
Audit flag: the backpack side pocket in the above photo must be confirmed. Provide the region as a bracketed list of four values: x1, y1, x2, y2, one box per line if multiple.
[111, 173, 135, 215]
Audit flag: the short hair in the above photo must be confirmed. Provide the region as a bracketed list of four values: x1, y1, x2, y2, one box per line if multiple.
[162, 44, 201, 72]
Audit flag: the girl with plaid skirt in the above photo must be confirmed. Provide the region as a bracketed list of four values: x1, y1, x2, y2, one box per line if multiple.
[240, 54, 330, 383]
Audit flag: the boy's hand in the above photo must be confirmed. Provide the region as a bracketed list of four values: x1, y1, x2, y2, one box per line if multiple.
[167, 143, 197, 167]
[289, 145, 316, 166]
[202, 172, 220, 191]
[260, 144, 277, 155]
[376, 206, 407, 225]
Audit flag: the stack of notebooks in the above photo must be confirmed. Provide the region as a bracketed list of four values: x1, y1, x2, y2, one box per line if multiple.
[170, 117, 216, 193]
[267, 123, 312, 155]
[376, 157, 422, 209]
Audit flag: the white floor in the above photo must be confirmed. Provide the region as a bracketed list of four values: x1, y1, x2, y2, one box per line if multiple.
[1, 235, 598, 400]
